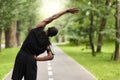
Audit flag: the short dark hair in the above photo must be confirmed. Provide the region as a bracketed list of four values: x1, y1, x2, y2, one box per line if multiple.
[48, 27, 58, 37]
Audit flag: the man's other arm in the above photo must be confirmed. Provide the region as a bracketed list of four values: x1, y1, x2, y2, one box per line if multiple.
[36, 8, 79, 28]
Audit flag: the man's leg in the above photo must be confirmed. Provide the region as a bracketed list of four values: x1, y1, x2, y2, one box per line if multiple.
[24, 55, 37, 80]
[12, 53, 25, 80]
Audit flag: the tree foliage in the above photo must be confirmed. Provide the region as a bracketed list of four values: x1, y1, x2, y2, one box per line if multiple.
[0, 0, 40, 30]
[60, 0, 118, 58]
[0, 0, 40, 49]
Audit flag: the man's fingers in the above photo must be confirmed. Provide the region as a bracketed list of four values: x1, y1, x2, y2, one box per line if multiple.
[68, 8, 79, 14]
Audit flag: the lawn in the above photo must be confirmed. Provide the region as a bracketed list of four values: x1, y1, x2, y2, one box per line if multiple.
[0, 48, 19, 80]
[58, 43, 120, 80]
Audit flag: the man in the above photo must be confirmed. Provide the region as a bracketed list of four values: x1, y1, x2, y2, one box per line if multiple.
[12, 8, 78, 80]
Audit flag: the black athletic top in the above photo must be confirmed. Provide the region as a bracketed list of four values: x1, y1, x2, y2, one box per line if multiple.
[21, 27, 50, 56]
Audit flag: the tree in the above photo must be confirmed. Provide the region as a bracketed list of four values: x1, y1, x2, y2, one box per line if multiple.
[89, 8, 95, 56]
[96, 0, 110, 52]
[0, 0, 7, 50]
[65, 0, 96, 55]
[114, 0, 120, 60]
[0, 23, 1, 51]
[5, 22, 17, 48]
[0, 0, 39, 48]
[65, 0, 90, 45]
[16, 20, 21, 46]
[15, 0, 39, 46]
[0, 0, 19, 48]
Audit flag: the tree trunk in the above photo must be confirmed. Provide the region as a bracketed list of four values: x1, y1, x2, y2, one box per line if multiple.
[5, 22, 17, 48]
[96, 0, 110, 52]
[89, 11, 95, 56]
[88, 0, 95, 56]
[0, 27, 2, 51]
[96, 18, 106, 52]
[114, 0, 120, 61]
[16, 20, 21, 46]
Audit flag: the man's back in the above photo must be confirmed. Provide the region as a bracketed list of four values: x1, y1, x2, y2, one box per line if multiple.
[21, 27, 50, 56]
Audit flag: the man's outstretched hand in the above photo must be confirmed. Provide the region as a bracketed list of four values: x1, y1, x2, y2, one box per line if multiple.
[66, 8, 79, 14]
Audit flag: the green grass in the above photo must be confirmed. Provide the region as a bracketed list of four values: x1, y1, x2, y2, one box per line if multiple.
[58, 43, 120, 80]
[0, 48, 19, 80]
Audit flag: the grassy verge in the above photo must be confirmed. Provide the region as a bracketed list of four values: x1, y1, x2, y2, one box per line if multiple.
[58, 43, 120, 80]
[0, 48, 19, 80]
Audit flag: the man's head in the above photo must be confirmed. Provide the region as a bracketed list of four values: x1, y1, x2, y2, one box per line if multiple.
[47, 27, 58, 37]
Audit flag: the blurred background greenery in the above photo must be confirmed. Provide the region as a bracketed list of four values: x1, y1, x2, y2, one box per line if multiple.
[0, 0, 120, 80]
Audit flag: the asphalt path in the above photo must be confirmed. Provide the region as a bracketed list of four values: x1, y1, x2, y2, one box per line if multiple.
[3, 46, 97, 80]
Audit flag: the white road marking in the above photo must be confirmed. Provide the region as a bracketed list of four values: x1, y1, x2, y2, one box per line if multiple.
[48, 71, 53, 76]
[48, 62, 52, 66]
[47, 61, 54, 80]
[48, 78, 54, 80]
[48, 66, 52, 70]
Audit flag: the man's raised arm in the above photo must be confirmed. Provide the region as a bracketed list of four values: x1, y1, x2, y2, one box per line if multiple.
[36, 8, 79, 28]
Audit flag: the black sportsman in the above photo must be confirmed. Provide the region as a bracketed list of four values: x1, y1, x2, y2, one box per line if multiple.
[12, 8, 78, 80]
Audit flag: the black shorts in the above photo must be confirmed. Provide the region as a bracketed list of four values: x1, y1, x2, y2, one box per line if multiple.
[12, 50, 37, 80]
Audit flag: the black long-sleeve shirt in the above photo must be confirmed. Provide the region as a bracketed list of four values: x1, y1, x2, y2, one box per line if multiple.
[21, 27, 50, 56]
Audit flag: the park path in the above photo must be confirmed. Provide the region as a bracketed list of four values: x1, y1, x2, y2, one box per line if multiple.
[3, 45, 97, 80]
